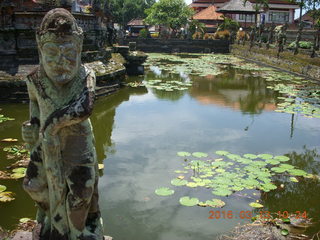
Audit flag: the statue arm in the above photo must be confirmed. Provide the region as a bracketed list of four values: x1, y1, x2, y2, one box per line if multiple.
[22, 80, 40, 150]
[42, 70, 96, 135]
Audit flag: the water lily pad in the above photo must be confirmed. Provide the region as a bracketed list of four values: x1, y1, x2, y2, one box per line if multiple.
[12, 168, 26, 174]
[212, 188, 232, 197]
[274, 155, 290, 162]
[271, 167, 286, 173]
[288, 169, 307, 176]
[257, 154, 273, 159]
[1, 138, 18, 142]
[192, 152, 208, 158]
[0, 191, 15, 202]
[0, 185, 6, 192]
[249, 202, 264, 208]
[19, 218, 31, 223]
[266, 159, 280, 165]
[177, 151, 191, 157]
[179, 196, 199, 206]
[174, 170, 188, 174]
[200, 199, 225, 208]
[186, 182, 198, 188]
[215, 151, 229, 156]
[155, 187, 174, 196]
[171, 178, 188, 186]
[279, 164, 294, 170]
[10, 173, 25, 179]
[243, 154, 258, 159]
[281, 229, 289, 236]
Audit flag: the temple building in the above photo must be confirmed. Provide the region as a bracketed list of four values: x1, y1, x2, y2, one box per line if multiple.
[0, 0, 112, 56]
[189, 0, 299, 27]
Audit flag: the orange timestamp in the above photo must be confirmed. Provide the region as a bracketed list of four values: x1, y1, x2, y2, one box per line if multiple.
[208, 210, 308, 220]
[208, 210, 253, 219]
[260, 210, 308, 219]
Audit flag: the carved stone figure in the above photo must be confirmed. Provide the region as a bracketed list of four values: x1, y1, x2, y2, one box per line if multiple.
[21, 8, 103, 240]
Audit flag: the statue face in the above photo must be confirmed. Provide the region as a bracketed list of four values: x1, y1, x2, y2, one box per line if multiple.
[40, 37, 81, 85]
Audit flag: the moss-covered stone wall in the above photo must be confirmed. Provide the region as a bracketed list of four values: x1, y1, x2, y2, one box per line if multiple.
[231, 44, 320, 81]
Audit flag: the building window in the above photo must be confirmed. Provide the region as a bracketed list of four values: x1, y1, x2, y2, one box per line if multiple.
[238, 14, 254, 22]
[268, 11, 289, 23]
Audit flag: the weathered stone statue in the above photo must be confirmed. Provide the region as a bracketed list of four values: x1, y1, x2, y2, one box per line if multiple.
[21, 8, 103, 240]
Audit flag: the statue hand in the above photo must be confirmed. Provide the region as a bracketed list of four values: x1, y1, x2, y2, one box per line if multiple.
[22, 121, 39, 147]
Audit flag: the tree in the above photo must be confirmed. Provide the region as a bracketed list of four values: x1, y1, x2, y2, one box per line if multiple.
[107, 0, 156, 28]
[244, 0, 269, 28]
[144, 0, 194, 35]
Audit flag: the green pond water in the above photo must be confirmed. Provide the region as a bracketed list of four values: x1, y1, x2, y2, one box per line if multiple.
[0, 53, 320, 239]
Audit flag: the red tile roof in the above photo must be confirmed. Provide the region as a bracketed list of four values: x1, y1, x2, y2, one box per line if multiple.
[193, 5, 224, 20]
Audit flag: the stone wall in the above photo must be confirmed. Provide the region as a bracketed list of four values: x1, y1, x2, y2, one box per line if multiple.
[122, 38, 230, 53]
[231, 44, 320, 81]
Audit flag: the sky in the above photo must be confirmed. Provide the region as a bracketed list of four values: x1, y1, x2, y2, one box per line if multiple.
[183, 0, 303, 20]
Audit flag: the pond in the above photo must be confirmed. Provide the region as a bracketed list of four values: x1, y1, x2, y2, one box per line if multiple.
[0, 53, 320, 239]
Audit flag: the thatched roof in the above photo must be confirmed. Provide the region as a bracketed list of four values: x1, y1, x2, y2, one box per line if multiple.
[217, 0, 257, 14]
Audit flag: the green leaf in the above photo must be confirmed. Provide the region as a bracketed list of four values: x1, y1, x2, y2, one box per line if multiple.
[271, 167, 286, 173]
[257, 154, 273, 159]
[192, 152, 208, 158]
[0, 192, 15, 202]
[266, 159, 280, 165]
[177, 151, 191, 157]
[274, 155, 290, 162]
[186, 182, 198, 188]
[243, 154, 258, 159]
[249, 202, 264, 208]
[10, 173, 25, 179]
[212, 188, 232, 197]
[12, 168, 27, 174]
[155, 187, 174, 196]
[171, 178, 188, 186]
[288, 169, 307, 176]
[290, 177, 299, 182]
[179, 196, 199, 206]
[19, 218, 31, 223]
[0, 185, 6, 192]
[215, 150, 229, 156]
[281, 229, 289, 236]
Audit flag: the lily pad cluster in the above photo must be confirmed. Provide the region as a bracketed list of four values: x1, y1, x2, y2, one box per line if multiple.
[144, 53, 229, 76]
[0, 114, 14, 123]
[155, 150, 314, 208]
[143, 79, 193, 92]
[1, 144, 29, 180]
[0, 184, 15, 202]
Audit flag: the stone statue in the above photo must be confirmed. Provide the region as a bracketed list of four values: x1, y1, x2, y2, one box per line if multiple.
[21, 8, 103, 240]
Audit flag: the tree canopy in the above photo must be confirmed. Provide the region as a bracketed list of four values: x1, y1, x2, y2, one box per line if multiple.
[144, 0, 194, 32]
[108, 0, 156, 27]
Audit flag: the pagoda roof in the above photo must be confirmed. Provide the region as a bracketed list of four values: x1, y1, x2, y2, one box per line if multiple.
[193, 5, 224, 20]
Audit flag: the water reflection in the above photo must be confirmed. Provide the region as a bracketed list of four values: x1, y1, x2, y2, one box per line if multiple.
[260, 147, 320, 234]
[189, 67, 278, 115]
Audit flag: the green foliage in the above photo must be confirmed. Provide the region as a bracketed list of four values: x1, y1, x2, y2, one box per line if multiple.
[188, 19, 205, 36]
[144, 0, 194, 32]
[0, 114, 14, 123]
[109, 0, 155, 27]
[139, 28, 149, 39]
[288, 41, 313, 49]
[217, 16, 240, 32]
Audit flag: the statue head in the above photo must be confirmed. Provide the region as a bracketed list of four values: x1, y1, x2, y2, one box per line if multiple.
[36, 8, 83, 85]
